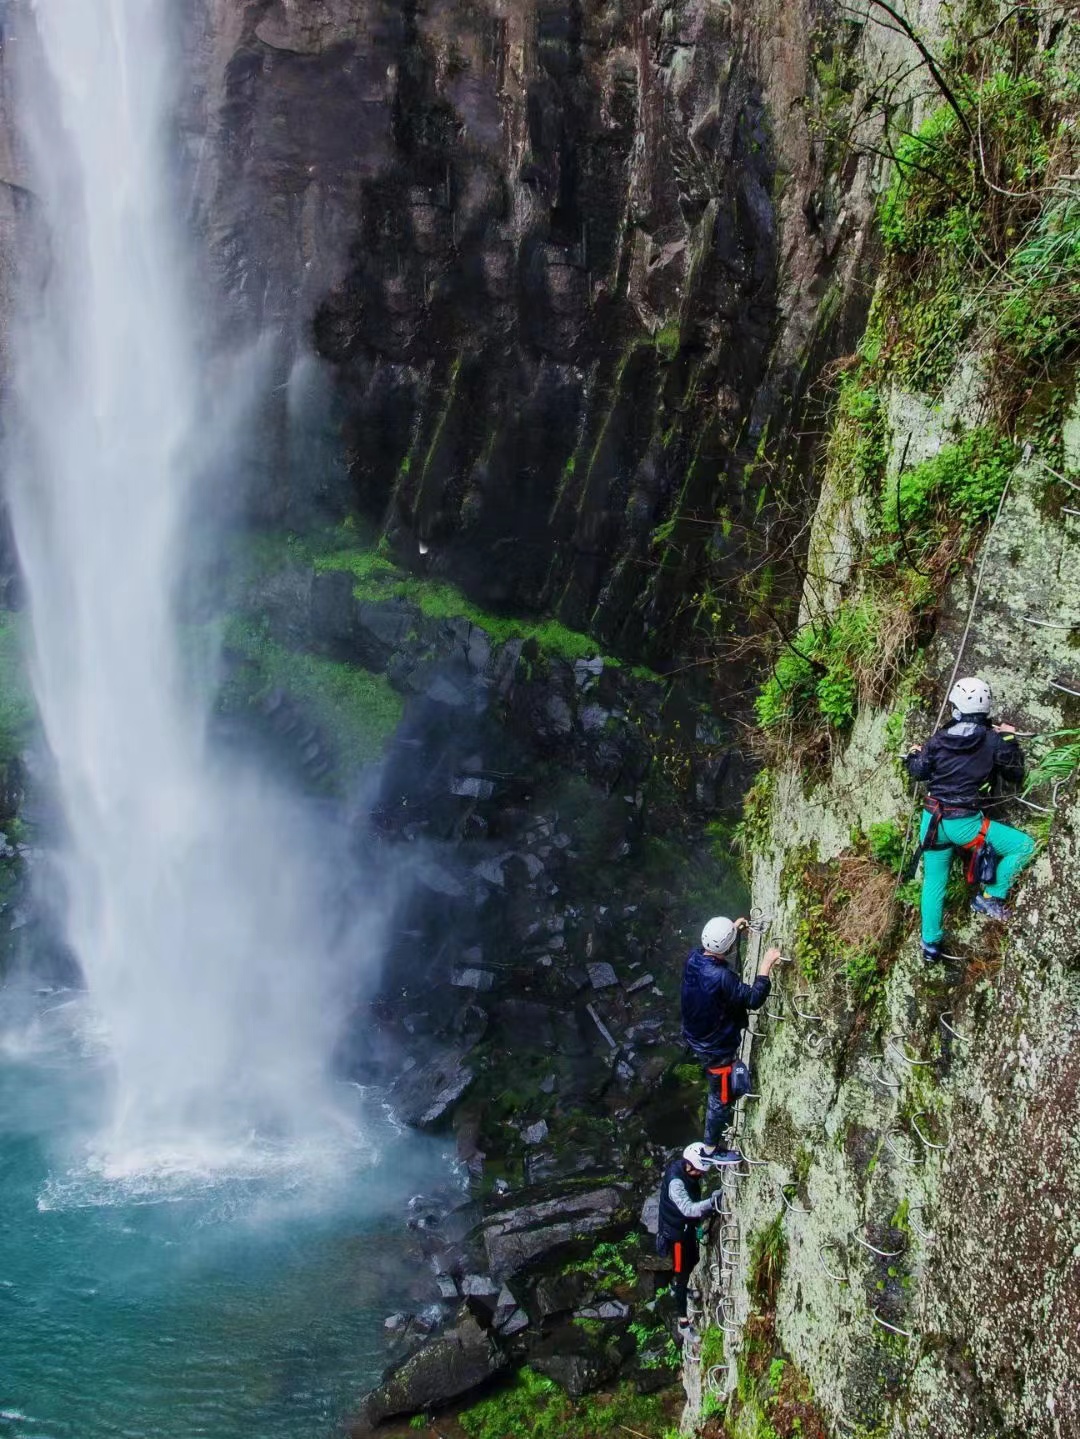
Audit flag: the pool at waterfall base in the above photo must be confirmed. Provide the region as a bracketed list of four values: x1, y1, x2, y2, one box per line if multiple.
[0, 990, 440, 1439]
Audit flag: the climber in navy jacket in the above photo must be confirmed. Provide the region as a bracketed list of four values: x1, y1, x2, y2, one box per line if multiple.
[681, 916, 780, 1164]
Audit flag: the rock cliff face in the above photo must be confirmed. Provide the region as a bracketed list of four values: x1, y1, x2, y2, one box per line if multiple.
[186, 0, 880, 663]
[687, 405, 1080, 1439]
[678, 0, 1080, 1424]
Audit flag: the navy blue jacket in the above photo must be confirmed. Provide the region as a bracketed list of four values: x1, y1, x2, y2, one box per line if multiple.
[904, 718, 1024, 814]
[680, 947, 771, 1063]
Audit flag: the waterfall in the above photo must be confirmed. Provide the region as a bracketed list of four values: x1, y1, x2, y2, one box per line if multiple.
[5, 0, 381, 1177]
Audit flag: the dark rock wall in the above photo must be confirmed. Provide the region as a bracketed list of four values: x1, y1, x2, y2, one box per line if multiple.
[191, 0, 879, 670]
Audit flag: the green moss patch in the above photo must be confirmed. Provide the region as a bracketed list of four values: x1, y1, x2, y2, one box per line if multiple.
[222, 617, 404, 768]
[456, 1368, 677, 1439]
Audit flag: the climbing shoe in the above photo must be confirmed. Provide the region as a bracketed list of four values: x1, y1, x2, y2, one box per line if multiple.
[921, 941, 942, 965]
[971, 893, 1010, 922]
[676, 1318, 698, 1343]
[699, 1147, 742, 1168]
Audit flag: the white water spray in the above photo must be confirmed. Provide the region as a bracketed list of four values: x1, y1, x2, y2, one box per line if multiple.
[6, 1, 384, 1175]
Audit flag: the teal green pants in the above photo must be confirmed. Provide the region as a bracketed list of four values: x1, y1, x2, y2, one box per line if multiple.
[918, 811, 1036, 944]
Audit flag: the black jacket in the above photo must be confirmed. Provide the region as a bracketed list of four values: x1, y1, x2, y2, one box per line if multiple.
[680, 947, 771, 1063]
[904, 718, 1024, 814]
[657, 1156, 702, 1242]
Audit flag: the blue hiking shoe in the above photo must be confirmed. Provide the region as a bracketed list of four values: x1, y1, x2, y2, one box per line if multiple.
[921, 941, 942, 965]
[699, 1147, 743, 1168]
[971, 893, 1010, 922]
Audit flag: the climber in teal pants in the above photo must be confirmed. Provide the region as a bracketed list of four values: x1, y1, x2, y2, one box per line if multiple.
[916, 810, 1036, 949]
[905, 677, 1036, 962]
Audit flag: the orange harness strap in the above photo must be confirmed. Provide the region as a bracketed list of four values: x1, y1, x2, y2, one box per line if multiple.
[707, 1064, 733, 1105]
[962, 816, 992, 883]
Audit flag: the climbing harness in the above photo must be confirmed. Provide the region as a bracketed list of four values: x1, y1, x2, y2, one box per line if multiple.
[960, 815, 998, 887]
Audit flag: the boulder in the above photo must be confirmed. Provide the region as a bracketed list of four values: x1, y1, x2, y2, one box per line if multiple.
[390, 1049, 475, 1128]
[587, 962, 618, 990]
[533, 1270, 591, 1319]
[482, 1186, 627, 1276]
[576, 1299, 631, 1322]
[351, 1309, 506, 1433]
[530, 1350, 617, 1398]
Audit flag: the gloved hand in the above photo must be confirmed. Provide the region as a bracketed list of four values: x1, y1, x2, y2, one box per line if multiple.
[711, 1191, 725, 1214]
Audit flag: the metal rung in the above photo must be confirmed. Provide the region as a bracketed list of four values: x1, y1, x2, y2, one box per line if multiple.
[868, 1062, 901, 1090]
[939, 1010, 970, 1043]
[1013, 795, 1055, 813]
[885, 1133, 924, 1168]
[853, 1232, 906, 1258]
[793, 994, 823, 1022]
[706, 1364, 730, 1395]
[870, 1310, 915, 1339]
[886, 1035, 932, 1067]
[1050, 680, 1080, 698]
[779, 1182, 811, 1215]
[1023, 616, 1078, 629]
[908, 1205, 934, 1241]
[910, 1111, 948, 1151]
[818, 1241, 847, 1283]
[748, 906, 769, 934]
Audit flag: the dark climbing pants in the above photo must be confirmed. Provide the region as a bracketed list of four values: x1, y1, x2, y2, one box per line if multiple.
[917, 811, 1036, 944]
[671, 1230, 700, 1320]
[703, 1059, 736, 1147]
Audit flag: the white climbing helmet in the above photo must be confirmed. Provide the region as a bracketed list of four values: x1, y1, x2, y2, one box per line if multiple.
[948, 676, 993, 717]
[683, 1142, 712, 1171]
[701, 916, 737, 955]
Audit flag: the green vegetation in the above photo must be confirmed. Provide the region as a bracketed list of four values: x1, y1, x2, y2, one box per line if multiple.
[253, 528, 620, 667]
[780, 840, 899, 1003]
[736, 768, 775, 860]
[886, 429, 1017, 544]
[563, 1236, 637, 1292]
[628, 1312, 679, 1371]
[748, 1214, 787, 1308]
[457, 1368, 674, 1439]
[867, 819, 908, 875]
[0, 613, 34, 762]
[654, 321, 681, 362]
[222, 617, 404, 768]
[756, 422, 1016, 747]
[876, 15, 1080, 396]
[1026, 729, 1080, 792]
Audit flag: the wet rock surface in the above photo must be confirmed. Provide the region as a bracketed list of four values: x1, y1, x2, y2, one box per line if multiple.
[177, 0, 881, 670]
[350, 1308, 506, 1433]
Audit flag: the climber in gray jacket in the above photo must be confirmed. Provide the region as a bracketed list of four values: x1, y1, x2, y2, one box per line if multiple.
[656, 1142, 719, 1338]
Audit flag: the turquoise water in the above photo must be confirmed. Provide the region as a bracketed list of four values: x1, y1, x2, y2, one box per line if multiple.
[0, 990, 441, 1439]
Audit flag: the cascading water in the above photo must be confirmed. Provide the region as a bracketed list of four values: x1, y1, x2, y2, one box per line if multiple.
[0, 3, 449, 1432]
[6, 0, 377, 1173]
